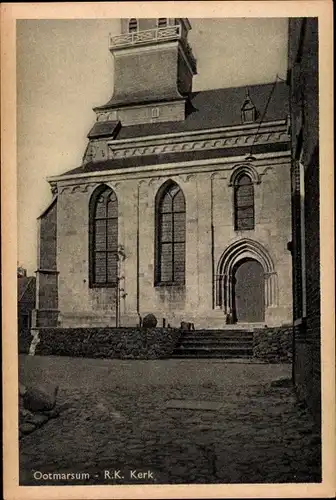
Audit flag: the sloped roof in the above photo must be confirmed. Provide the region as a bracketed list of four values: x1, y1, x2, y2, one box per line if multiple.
[62, 82, 289, 177]
[117, 82, 289, 139]
[88, 120, 121, 139]
[37, 196, 57, 219]
[18, 276, 36, 304]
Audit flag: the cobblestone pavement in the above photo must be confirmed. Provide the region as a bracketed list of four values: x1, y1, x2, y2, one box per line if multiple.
[19, 355, 321, 485]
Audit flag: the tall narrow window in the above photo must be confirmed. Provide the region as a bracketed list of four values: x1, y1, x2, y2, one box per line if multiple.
[234, 174, 255, 230]
[156, 182, 186, 285]
[128, 18, 138, 33]
[157, 18, 168, 28]
[89, 185, 118, 287]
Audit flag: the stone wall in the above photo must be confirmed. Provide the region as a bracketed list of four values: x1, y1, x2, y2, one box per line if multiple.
[253, 327, 293, 363]
[54, 155, 292, 329]
[34, 327, 181, 359]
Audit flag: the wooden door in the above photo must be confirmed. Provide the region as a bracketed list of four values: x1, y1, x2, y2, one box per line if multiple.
[233, 259, 265, 322]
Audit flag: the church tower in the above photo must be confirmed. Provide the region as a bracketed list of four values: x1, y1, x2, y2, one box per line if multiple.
[93, 18, 197, 128]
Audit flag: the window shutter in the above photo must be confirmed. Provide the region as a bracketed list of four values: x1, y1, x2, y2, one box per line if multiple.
[128, 18, 138, 33]
[157, 18, 168, 28]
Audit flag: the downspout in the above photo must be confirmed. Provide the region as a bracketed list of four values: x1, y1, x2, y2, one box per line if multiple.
[136, 182, 141, 325]
[211, 175, 215, 309]
[287, 19, 296, 385]
[30, 216, 42, 355]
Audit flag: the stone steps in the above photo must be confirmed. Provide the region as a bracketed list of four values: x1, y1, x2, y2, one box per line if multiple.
[172, 350, 253, 359]
[178, 340, 253, 348]
[172, 329, 254, 359]
[183, 333, 253, 340]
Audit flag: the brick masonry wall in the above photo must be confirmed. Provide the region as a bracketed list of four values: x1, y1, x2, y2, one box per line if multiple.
[253, 327, 293, 363]
[34, 327, 181, 359]
[294, 338, 321, 426]
[289, 18, 320, 426]
[304, 147, 320, 343]
[302, 146, 321, 424]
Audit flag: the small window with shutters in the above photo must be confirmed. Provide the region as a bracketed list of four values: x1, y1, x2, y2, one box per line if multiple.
[155, 182, 186, 285]
[128, 18, 138, 33]
[234, 174, 255, 230]
[157, 18, 168, 28]
[89, 185, 118, 287]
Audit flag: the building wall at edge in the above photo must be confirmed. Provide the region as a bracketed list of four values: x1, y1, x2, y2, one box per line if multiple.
[289, 17, 320, 425]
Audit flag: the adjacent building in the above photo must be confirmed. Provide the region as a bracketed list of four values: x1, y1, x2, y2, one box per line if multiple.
[34, 18, 293, 330]
[288, 18, 320, 424]
[18, 268, 36, 331]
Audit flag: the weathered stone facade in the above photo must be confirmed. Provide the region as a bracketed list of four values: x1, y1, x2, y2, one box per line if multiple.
[34, 18, 292, 330]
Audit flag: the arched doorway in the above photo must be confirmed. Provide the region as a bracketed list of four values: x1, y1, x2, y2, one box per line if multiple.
[232, 258, 265, 322]
[215, 238, 278, 324]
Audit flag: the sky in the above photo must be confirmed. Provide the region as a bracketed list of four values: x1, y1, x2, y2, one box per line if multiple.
[17, 18, 288, 274]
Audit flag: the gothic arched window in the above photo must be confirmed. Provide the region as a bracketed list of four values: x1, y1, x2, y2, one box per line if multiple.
[157, 18, 168, 28]
[155, 182, 186, 285]
[89, 185, 118, 287]
[128, 18, 138, 33]
[234, 174, 255, 230]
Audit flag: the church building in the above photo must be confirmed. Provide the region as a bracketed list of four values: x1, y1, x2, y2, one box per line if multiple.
[34, 18, 292, 329]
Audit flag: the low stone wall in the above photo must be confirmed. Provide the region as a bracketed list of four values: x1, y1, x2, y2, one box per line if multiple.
[253, 327, 293, 363]
[34, 327, 181, 359]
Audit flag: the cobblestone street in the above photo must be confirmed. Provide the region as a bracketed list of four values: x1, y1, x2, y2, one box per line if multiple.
[19, 355, 321, 485]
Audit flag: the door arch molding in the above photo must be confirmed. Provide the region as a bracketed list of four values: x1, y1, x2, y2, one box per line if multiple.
[215, 238, 278, 321]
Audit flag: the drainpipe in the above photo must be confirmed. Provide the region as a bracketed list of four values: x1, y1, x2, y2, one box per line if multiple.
[136, 183, 140, 325]
[211, 175, 215, 310]
[115, 264, 119, 328]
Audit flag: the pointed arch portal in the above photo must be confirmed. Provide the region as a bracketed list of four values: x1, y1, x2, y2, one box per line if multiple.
[216, 239, 278, 323]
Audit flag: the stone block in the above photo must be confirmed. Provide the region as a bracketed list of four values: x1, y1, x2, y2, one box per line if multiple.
[19, 408, 34, 420]
[20, 423, 36, 435]
[26, 413, 49, 426]
[42, 407, 61, 419]
[23, 384, 59, 412]
[142, 314, 158, 328]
